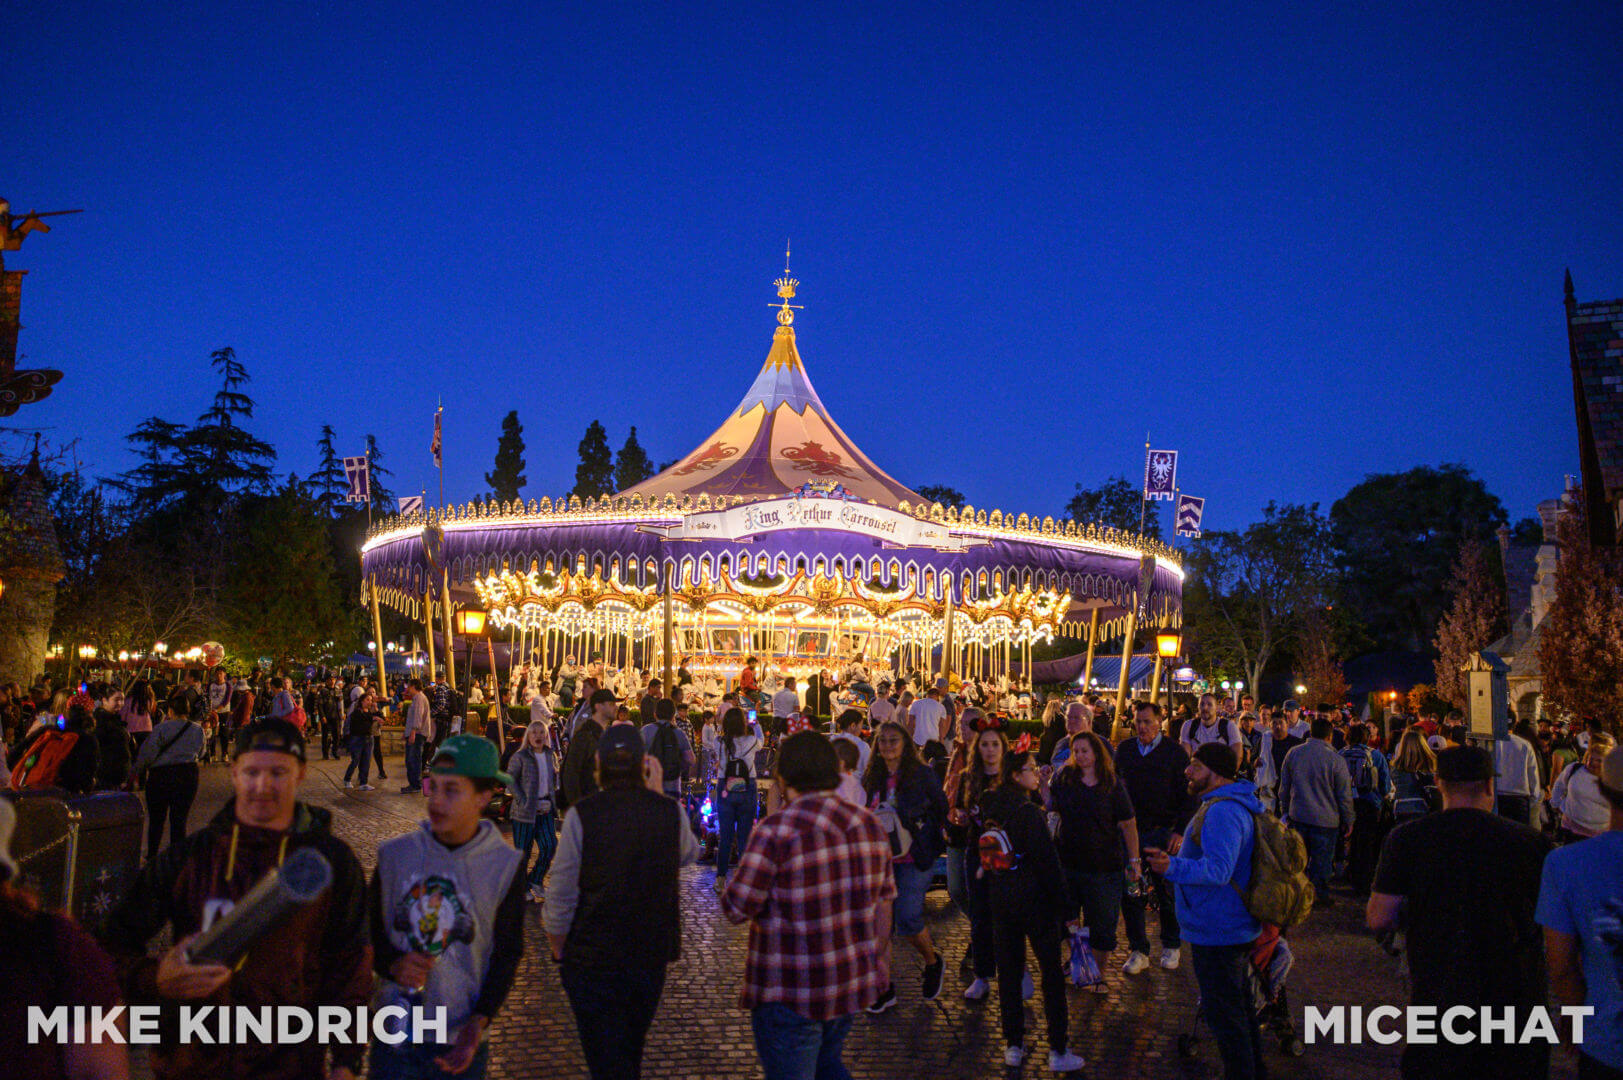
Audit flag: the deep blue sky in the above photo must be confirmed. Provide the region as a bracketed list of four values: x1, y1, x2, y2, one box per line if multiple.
[7, 2, 1620, 532]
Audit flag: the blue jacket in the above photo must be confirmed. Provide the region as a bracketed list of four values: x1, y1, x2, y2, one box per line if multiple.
[1164, 779, 1264, 946]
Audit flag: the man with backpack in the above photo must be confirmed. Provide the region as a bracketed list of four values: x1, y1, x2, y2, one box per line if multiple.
[1339, 724, 1391, 896]
[1144, 742, 1270, 1080]
[1179, 694, 1245, 764]
[641, 698, 695, 798]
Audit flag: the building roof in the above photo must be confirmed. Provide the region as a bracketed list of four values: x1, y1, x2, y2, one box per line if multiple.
[619, 277, 922, 507]
[1567, 273, 1623, 544]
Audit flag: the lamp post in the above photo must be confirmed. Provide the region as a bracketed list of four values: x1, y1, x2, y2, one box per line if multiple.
[454, 609, 487, 701]
[1233, 679, 1245, 708]
[1154, 631, 1180, 719]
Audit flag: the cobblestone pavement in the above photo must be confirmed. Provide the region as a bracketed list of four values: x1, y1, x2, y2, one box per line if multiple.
[147, 753, 1577, 1079]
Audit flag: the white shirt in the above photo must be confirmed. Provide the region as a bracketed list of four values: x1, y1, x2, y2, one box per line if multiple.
[908, 697, 948, 746]
[869, 697, 896, 726]
[1181, 715, 1243, 753]
[1552, 762, 1611, 835]
[1493, 733, 1540, 797]
[717, 732, 764, 780]
[771, 688, 801, 718]
[832, 731, 872, 781]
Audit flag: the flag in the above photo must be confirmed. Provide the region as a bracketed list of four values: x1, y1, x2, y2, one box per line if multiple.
[431, 409, 442, 469]
[398, 495, 424, 514]
[1143, 449, 1178, 500]
[343, 456, 369, 502]
[1175, 494, 1205, 538]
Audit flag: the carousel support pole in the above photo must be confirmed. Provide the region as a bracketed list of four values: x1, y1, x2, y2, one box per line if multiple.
[440, 569, 457, 694]
[1112, 608, 1138, 741]
[369, 575, 388, 702]
[487, 635, 505, 755]
[661, 561, 675, 691]
[1081, 607, 1100, 691]
[941, 577, 956, 689]
[423, 586, 438, 682]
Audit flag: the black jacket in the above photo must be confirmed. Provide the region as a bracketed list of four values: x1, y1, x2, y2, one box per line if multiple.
[1113, 735, 1197, 834]
[560, 718, 604, 808]
[864, 759, 949, 869]
[93, 709, 132, 789]
[977, 785, 1069, 924]
[563, 786, 684, 969]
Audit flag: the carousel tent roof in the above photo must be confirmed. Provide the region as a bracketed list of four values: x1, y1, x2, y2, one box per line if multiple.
[620, 278, 922, 507]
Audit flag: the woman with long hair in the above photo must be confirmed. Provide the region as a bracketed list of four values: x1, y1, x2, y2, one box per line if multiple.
[1390, 727, 1438, 823]
[978, 749, 1082, 1072]
[942, 707, 985, 974]
[132, 694, 204, 859]
[959, 718, 1028, 1003]
[122, 679, 156, 752]
[510, 719, 561, 903]
[1048, 729, 1139, 992]
[713, 706, 763, 892]
[860, 719, 949, 1012]
[1036, 699, 1067, 765]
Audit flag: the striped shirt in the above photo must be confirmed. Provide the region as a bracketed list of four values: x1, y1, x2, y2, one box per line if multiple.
[720, 791, 896, 1019]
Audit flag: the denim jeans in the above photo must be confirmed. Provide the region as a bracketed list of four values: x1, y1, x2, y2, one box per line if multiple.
[370, 1036, 490, 1080]
[512, 812, 558, 887]
[404, 736, 424, 789]
[750, 1003, 854, 1080]
[716, 782, 758, 877]
[1292, 821, 1339, 897]
[561, 964, 667, 1080]
[1190, 942, 1266, 1080]
[344, 734, 371, 785]
[1123, 825, 1181, 952]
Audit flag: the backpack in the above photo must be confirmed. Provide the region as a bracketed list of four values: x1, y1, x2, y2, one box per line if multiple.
[874, 804, 913, 860]
[977, 822, 1018, 875]
[1342, 746, 1375, 794]
[11, 729, 80, 789]
[721, 738, 752, 794]
[1187, 796, 1315, 928]
[651, 721, 684, 783]
[285, 704, 308, 731]
[1184, 715, 1234, 749]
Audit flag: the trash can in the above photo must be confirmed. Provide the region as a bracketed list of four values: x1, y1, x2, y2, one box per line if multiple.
[4, 788, 146, 936]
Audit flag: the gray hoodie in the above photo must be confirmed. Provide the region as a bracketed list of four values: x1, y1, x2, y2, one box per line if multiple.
[1277, 737, 1354, 830]
[373, 820, 522, 1029]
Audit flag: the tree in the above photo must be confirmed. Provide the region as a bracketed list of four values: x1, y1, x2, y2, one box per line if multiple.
[1296, 607, 1351, 708]
[188, 347, 277, 501]
[1537, 507, 1623, 732]
[613, 426, 654, 491]
[573, 420, 614, 499]
[1065, 476, 1161, 539]
[364, 433, 395, 515]
[485, 411, 528, 503]
[1432, 538, 1507, 708]
[224, 477, 350, 663]
[1183, 502, 1335, 695]
[1330, 464, 1507, 653]
[312, 425, 348, 516]
[913, 484, 966, 509]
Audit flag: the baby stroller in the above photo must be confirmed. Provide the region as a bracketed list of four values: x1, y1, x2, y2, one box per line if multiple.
[1177, 925, 1304, 1061]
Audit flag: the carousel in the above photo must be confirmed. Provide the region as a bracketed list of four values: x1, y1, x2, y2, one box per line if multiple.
[359, 267, 1184, 709]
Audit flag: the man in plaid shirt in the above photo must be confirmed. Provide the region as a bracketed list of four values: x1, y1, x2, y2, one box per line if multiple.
[722, 731, 896, 1080]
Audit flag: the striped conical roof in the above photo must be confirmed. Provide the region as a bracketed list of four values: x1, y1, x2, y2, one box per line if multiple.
[621, 308, 921, 507]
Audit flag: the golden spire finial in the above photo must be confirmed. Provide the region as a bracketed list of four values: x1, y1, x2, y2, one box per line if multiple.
[771, 239, 802, 326]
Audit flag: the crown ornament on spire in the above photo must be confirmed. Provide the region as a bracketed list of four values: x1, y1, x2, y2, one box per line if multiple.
[772, 239, 803, 326]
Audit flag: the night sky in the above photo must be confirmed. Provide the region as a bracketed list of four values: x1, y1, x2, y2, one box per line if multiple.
[8, 2, 1621, 532]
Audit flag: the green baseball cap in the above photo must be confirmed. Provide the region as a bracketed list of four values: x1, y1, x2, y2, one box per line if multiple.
[428, 735, 513, 787]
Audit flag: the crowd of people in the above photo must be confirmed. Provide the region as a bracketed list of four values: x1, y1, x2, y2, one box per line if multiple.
[4, 664, 1622, 1080]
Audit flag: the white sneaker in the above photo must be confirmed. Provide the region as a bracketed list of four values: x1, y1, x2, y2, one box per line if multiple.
[527, 885, 545, 904]
[344, 780, 354, 789]
[1021, 968, 1035, 1000]
[1049, 1048, 1085, 1072]
[358, 784, 374, 791]
[1159, 947, 1181, 970]
[963, 978, 989, 1001]
[1122, 950, 1150, 975]
[1004, 1046, 1025, 1066]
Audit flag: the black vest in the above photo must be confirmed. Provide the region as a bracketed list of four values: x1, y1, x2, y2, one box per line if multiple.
[564, 787, 683, 969]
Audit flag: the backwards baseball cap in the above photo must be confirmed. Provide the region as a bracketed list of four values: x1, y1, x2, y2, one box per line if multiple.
[429, 734, 513, 787]
[597, 724, 644, 768]
[234, 717, 306, 762]
[1192, 742, 1239, 780]
[589, 688, 620, 708]
[1435, 745, 1496, 783]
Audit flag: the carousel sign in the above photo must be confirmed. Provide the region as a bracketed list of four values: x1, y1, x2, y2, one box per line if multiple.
[639, 494, 988, 552]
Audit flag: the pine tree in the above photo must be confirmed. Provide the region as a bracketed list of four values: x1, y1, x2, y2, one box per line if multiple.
[312, 425, 347, 516]
[1432, 538, 1507, 708]
[573, 420, 614, 499]
[364, 433, 395, 514]
[485, 411, 528, 503]
[189, 347, 277, 501]
[614, 426, 654, 491]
